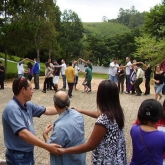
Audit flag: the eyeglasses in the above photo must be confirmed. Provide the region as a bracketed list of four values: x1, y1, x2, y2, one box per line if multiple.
[18, 77, 25, 90]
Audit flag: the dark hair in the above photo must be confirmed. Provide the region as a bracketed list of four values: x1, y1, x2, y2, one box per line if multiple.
[68, 61, 72, 66]
[12, 77, 29, 95]
[155, 64, 161, 70]
[45, 62, 50, 67]
[0, 61, 2, 64]
[27, 62, 33, 69]
[138, 99, 163, 124]
[53, 94, 70, 109]
[97, 80, 124, 129]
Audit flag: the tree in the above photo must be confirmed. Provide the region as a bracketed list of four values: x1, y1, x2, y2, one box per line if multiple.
[58, 10, 84, 61]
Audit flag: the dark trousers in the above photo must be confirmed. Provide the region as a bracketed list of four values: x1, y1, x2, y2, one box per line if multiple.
[134, 78, 143, 94]
[145, 78, 150, 94]
[126, 75, 131, 92]
[33, 73, 39, 89]
[0, 75, 4, 89]
[118, 76, 124, 92]
[47, 77, 53, 89]
[62, 75, 66, 89]
[43, 77, 57, 92]
[68, 83, 74, 97]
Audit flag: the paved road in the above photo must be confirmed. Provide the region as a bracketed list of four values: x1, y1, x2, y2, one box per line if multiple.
[0, 77, 164, 165]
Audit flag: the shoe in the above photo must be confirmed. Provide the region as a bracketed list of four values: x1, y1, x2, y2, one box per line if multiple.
[42, 90, 46, 93]
[69, 96, 72, 98]
[87, 88, 91, 93]
[124, 91, 130, 94]
[0, 88, 4, 90]
[60, 88, 66, 91]
[144, 93, 149, 95]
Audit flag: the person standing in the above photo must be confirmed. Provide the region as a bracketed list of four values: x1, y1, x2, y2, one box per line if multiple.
[43, 91, 86, 165]
[141, 62, 152, 95]
[65, 62, 75, 98]
[47, 58, 54, 90]
[17, 58, 26, 78]
[117, 64, 125, 93]
[56, 80, 127, 165]
[33, 58, 40, 89]
[133, 64, 144, 96]
[26, 62, 33, 81]
[109, 58, 119, 83]
[42, 62, 57, 93]
[160, 59, 165, 95]
[73, 60, 80, 90]
[2, 77, 61, 165]
[124, 57, 132, 94]
[153, 64, 165, 100]
[0, 61, 5, 89]
[53, 60, 60, 91]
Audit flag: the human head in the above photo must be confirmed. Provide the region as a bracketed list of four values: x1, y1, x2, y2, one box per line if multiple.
[45, 62, 50, 68]
[96, 80, 124, 129]
[155, 64, 161, 72]
[68, 61, 72, 66]
[61, 59, 65, 64]
[53, 91, 70, 109]
[12, 77, 33, 101]
[53, 60, 57, 65]
[27, 62, 33, 69]
[126, 57, 130, 62]
[87, 60, 91, 63]
[34, 58, 37, 62]
[113, 58, 117, 64]
[138, 99, 163, 124]
[48, 58, 51, 63]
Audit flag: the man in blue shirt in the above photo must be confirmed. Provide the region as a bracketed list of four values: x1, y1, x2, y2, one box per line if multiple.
[43, 91, 86, 165]
[2, 77, 61, 165]
[32, 58, 40, 89]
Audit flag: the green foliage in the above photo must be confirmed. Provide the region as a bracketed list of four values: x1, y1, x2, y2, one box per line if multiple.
[110, 6, 146, 29]
[83, 22, 130, 37]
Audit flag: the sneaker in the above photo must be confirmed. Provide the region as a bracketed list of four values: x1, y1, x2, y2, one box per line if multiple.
[124, 91, 130, 94]
[42, 90, 46, 93]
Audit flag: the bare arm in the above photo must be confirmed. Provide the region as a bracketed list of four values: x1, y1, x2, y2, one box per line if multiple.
[73, 107, 100, 118]
[44, 107, 58, 115]
[25, 58, 35, 63]
[57, 125, 107, 154]
[19, 129, 61, 153]
[79, 58, 87, 64]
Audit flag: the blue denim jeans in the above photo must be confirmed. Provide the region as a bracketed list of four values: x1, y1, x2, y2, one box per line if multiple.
[5, 149, 34, 165]
[62, 75, 66, 89]
[109, 74, 117, 83]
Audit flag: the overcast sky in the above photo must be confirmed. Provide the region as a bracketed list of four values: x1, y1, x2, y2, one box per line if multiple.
[56, 0, 162, 22]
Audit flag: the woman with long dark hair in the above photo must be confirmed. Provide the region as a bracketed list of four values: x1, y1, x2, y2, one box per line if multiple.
[27, 62, 33, 81]
[56, 80, 127, 165]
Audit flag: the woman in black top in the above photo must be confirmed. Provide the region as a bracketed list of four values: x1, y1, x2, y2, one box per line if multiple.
[153, 64, 165, 100]
[117, 64, 125, 93]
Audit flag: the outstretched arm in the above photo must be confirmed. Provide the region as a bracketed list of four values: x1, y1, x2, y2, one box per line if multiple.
[72, 107, 100, 118]
[79, 58, 87, 64]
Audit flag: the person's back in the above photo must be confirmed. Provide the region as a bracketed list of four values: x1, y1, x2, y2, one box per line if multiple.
[130, 124, 165, 165]
[85, 67, 92, 81]
[47, 108, 86, 165]
[65, 66, 75, 83]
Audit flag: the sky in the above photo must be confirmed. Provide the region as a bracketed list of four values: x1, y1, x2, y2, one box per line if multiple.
[56, 0, 163, 22]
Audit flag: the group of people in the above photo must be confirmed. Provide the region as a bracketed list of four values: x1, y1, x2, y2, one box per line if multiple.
[2, 76, 165, 165]
[109, 57, 165, 100]
[42, 58, 93, 98]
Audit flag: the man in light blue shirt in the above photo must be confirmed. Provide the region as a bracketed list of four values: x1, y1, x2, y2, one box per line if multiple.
[43, 91, 86, 165]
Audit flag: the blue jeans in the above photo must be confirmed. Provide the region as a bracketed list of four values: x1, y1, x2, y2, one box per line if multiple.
[62, 75, 66, 89]
[109, 74, 117, 83]
[6, 149, 34, 165]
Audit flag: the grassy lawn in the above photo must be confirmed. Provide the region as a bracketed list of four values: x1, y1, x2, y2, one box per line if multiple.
[0, 53, 109, 79]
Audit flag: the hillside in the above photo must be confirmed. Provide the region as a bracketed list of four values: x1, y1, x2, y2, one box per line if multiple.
[83, 22, 130, 37]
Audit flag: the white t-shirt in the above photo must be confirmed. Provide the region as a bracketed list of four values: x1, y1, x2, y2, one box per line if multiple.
[74, 65, 80, 76]
[61, 63, 66, 75]
[109, 62, 119, 76]
[126, 61, 132, 75]
[17, 62, 24, 75]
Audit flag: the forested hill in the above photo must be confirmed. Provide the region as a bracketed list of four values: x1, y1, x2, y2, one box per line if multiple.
[83, 22, 130, 37]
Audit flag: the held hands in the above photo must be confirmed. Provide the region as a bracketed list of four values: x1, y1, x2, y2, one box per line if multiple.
[56, 148, 66, 155]
[46, 143, 62, 154]
[71, 107, 81, 113]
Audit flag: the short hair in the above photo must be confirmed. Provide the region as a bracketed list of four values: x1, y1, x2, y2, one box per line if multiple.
[12, 77, 29, 95]
[68, 61, 72, 66]
[53, 94, 70, 109]
[138, 99, 163, 124]
[0, 61, 2, 64]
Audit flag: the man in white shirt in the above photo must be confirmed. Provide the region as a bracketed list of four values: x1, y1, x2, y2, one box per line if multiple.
[109, 58, 119, 83]
[55, 59, 66, 91]
[125, 57, 132, 94]
[17, 59, 26, 77]
[133, 64, 144, 96]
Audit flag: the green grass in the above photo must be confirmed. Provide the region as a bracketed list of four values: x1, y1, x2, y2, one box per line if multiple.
[79, 72, 108, 79]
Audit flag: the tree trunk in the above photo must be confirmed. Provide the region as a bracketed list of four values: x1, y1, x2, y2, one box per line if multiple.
[4, 49, 7, 73]
[49, 49, 52, 58]
[37, 48, 40, 62]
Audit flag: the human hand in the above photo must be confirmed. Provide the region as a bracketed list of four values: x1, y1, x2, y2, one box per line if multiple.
[46, 143, 62, 154]
[56, 148, 66, 155]
[71, 107, 81, 112]
[44, 124, 53, 135]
